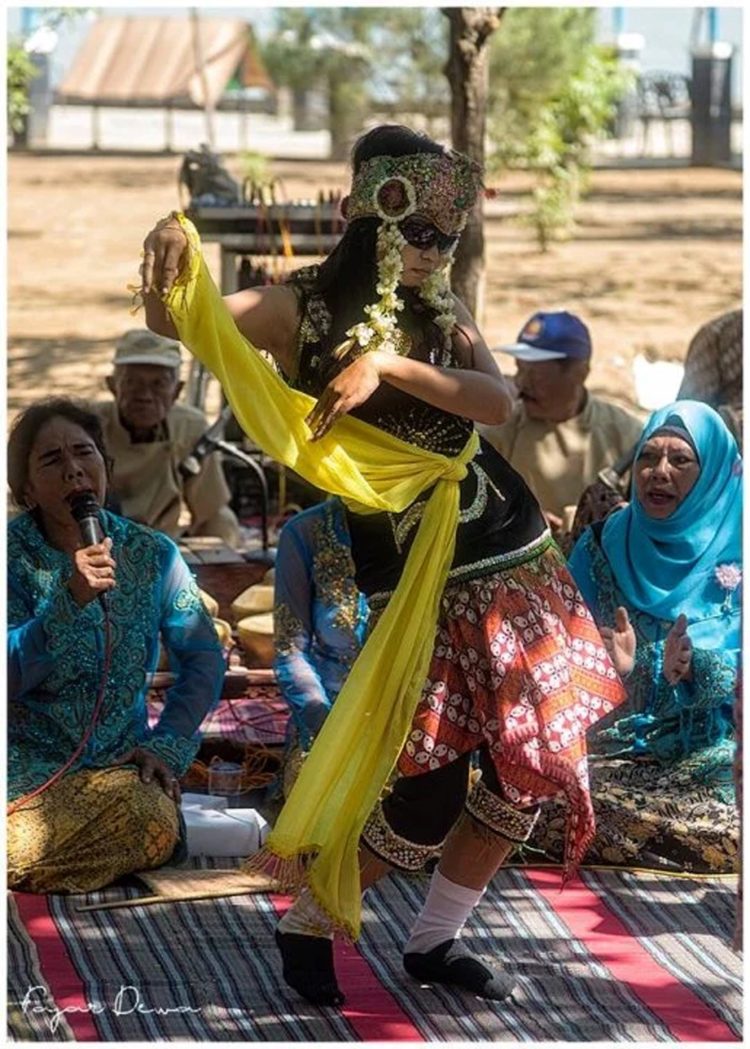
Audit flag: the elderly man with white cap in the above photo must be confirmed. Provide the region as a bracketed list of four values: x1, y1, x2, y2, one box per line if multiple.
[480, 311, 642, 535]
[94, 329, 240, 545]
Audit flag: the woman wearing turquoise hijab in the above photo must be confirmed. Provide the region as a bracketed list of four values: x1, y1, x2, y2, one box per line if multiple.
[531, 400, 741, 873]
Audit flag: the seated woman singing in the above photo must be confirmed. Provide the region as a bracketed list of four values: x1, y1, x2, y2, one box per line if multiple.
[531, 400, 741, 873]
[7, 398, 225, 893]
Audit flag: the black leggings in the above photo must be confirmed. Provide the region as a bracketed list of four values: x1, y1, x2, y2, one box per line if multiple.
[382, 748, 501, 846]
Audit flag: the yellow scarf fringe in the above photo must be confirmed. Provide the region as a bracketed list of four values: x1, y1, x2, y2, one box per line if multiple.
[165, 215, 478, 939]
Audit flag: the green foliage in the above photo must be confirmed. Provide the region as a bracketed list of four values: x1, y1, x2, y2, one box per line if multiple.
[489, 9, 632, 250]
[530, 169, 578, 253]
[45, 8, 94, 30]
[490, 8, 597, 129]
[261, 8, 447, 157]
[7, 42, 38, 135]
[371, 12, 448, 113]
[262, 10, 325, 95]
[8, 9, 94, 141]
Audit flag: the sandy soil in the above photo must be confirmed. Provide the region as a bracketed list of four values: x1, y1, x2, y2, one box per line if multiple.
[7, 153, 742, 418]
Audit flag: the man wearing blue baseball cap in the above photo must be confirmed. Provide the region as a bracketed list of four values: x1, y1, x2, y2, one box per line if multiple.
[480, 311, 642, 535]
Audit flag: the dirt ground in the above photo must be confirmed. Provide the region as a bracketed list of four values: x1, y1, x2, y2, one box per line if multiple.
[7, 153, 742, 419]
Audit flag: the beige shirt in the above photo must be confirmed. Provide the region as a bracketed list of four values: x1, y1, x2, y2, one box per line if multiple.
[94, 400, 240, 545]
[480, 395, 644, 521]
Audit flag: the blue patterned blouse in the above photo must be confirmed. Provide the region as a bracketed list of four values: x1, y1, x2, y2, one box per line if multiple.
[8, 510, 225, 802]
[273, 500, 369, 749]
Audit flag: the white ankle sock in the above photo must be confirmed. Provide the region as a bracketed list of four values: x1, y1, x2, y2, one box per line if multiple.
[278, 890, 335, 939]
[404, 869, 485, 955]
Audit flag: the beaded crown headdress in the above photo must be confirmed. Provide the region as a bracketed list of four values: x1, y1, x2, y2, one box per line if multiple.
[346, 151, 483, 235]
[336, 148, 483, 364]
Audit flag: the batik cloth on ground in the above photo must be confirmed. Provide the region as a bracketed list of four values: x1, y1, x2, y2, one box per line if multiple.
[530, 747, 738, 873]
[537, 528, 739, 873]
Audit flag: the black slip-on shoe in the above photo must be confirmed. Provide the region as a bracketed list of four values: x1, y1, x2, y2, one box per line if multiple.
[404, 938, 516, 1000]
[275, 928, 346, 1007]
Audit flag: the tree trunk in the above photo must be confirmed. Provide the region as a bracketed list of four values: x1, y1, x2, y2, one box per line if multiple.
[292, 88, 316, 132]
[442, 7, 504, 319]
[328, 73, 367, 161]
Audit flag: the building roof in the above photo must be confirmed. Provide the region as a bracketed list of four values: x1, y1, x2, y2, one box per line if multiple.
[56, 15, 271, 107]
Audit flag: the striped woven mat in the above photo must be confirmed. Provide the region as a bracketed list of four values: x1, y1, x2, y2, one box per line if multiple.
[8, 865, 741, 1042]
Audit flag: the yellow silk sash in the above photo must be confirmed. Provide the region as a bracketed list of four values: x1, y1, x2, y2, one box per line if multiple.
[165, 215, 479, 938]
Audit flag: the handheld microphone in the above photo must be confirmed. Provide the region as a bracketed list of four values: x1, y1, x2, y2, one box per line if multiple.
[70, 492, 104, 547]
[70, 492, 109, 611]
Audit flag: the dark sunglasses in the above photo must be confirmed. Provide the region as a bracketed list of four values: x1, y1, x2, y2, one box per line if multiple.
[399, 217, 460, 255]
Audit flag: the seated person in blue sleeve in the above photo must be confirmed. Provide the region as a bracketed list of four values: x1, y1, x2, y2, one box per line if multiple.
[530, 400, 741, 873]
[273, 499, 369, 788]
[7, 398, 225, 893]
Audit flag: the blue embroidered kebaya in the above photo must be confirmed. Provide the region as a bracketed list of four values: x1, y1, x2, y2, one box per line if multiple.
[8, 510, 225, 801]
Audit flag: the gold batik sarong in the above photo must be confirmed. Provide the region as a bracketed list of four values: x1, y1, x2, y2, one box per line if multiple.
[8, 767, 179, 894]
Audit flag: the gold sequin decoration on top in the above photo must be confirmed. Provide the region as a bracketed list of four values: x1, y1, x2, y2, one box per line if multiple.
[457, 461, 490, 524]
[364, 533, 557, 615]
[456, 462, 506, 525]
[273, 602, 306, 657]
[390, 499, 429, 554]
[388, 461, 507, 555]
[311, 502, 362, 633]
[447, 532, 555, 584]
[375, 404, 470, 456]
[295, 315, 320, 371]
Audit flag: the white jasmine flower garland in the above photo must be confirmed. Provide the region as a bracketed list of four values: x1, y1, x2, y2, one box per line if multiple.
[420, 260, 457, 339]
[337, 224, 457, 363]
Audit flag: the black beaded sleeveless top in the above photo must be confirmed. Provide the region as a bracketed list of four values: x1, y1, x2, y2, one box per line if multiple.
[284, 265, 549, 605]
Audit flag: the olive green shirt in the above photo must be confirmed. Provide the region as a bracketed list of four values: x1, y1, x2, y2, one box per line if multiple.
[479, 395, 644, 523]
[94, 400, 240, 545]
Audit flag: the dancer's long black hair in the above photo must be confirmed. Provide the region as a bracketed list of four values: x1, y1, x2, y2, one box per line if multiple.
[312, 125, 448, 358]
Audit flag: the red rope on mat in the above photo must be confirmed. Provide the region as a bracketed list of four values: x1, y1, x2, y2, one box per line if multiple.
[182, 741, 281, 793]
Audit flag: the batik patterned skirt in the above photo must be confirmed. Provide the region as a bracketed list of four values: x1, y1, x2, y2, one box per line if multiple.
[528, 743, 738, 874]
[395, 545, 627, 871]
[8, 766, 180, 894]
